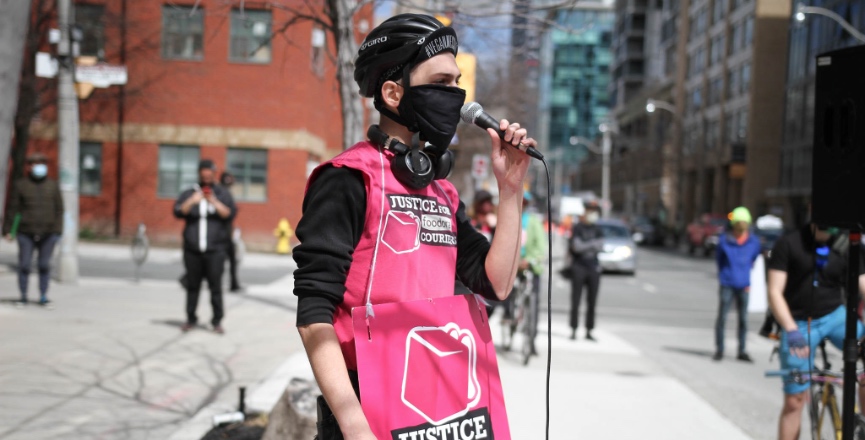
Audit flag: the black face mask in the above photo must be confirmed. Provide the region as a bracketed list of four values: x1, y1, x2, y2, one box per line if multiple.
[397, 84, 466, 153]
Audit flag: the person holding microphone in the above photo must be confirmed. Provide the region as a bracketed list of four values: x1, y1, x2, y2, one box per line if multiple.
[292, 14, 535, 439]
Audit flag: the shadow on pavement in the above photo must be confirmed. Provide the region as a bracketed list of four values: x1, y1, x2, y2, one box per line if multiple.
[151, 318, 193, 330]
[662, 346, 716, 359]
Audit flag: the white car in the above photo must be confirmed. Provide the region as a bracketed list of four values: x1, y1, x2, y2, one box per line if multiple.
[596, 219, 637, 275]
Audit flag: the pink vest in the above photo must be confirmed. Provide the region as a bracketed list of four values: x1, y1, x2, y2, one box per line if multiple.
[307, 141, 459, 370]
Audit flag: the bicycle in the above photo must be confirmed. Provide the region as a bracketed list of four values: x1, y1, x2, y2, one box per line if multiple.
[500, 269, 538, 366]
[766, 340, 865, 440]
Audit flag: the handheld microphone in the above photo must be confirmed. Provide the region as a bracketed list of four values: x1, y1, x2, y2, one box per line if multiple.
[460, 102, 544, 160]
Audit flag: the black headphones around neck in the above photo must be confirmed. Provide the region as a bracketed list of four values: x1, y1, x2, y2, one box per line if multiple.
[367, 125, 454, 189]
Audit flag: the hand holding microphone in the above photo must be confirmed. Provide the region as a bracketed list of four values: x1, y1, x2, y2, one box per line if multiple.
[460, 102, 544, 160]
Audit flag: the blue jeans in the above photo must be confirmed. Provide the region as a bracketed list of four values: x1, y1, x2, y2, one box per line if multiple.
[16, 233, 60, 302]
[715, 286, 749, 355]
[779, 305, 865, 394]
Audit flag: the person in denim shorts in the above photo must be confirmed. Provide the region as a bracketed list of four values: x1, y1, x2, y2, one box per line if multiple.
[768, 221, 865, 440]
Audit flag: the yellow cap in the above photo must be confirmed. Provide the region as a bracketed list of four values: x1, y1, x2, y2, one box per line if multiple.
[730, 207, 752, 224]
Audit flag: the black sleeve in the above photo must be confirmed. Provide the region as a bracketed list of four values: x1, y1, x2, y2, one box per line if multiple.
[173, 189, 196, 219]
[293, 166, 366, 326]
[217, 187, 238, 221]
[454, 200, 497, 300]
[767, 235, 790, 272]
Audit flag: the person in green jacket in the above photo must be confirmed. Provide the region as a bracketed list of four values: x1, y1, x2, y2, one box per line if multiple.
[2, 153, 64, 306]
[520, 190, 547, 355]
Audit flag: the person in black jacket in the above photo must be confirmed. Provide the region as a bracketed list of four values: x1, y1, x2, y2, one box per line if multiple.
[173, 160, 237, 334]
[569, 201, 605, 341]
[220, 171, 242, 292]
[3, 153, 63, 307]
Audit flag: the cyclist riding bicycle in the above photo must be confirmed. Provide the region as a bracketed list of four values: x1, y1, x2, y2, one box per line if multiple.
[767, 215, 865, 440]
[519, 190, 546, 356]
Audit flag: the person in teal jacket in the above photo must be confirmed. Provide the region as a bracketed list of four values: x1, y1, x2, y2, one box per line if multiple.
[714, 206, 762, 362]
[520, 191, 547, 355]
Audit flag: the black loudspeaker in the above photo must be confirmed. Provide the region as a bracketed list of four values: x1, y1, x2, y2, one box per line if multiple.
[811, 45, 865, 229]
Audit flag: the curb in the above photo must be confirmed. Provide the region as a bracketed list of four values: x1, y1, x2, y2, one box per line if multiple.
[166, 352, 315, 440]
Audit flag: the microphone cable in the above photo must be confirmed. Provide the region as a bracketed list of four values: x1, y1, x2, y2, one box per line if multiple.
[540, 157, 553, 440]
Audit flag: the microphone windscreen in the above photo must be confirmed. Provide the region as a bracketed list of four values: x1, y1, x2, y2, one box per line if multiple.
[460, 102, 483, 124]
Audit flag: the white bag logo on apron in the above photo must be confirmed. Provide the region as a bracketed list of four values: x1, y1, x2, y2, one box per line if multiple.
[401, 323, 481, 425]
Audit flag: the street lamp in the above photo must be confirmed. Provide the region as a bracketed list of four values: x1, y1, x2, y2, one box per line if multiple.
[795, 3, 865, 43]
[645, 98, 683, 231]
[567, 130, 611, 218]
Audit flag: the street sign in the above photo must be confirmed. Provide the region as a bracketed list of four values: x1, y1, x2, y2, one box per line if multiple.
[471, 154, 489, 180]
[35, 52, 58, 78]
[75, 64, 127, 87]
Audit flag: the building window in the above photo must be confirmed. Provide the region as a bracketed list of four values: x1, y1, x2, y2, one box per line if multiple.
[728, 66, 740, 97]
[690, 87, 702, 111]
[226, 148, 267, 202]
[162, 6, 204, 60]
[744, 16, 754, 46]
[740, 63, 751, 94]
[158, 145, 200, 197]
[737, 110, 749, 140]
[710, 35, 724, 64]
[712, 0, 726, 25]
[709, 77, 723, 105]
[229, 9, 272, 63]
[729, 22, 741, 55]
[79, 142, 102, 196]
[723, 112, 732, 144]
[76, 4, 105, 59]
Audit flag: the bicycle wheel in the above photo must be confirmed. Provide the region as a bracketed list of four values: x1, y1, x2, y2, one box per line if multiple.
[520, 289, 535, 366]
[856, 414, 865, 440]
[500, 288, 518, 351]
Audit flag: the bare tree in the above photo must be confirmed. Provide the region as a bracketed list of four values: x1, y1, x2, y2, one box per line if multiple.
[269, 0, 371, 150]
[0, 0, 33, 221]
[11, 0, 56, 187]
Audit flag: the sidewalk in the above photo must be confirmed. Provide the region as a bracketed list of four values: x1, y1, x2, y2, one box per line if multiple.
[0, 241, 303, 440]
[494, 319, 753, 439]
[0, 241, 753, 439]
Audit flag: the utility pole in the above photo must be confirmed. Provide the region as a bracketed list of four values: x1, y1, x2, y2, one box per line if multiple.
[57, 0, 79, 283]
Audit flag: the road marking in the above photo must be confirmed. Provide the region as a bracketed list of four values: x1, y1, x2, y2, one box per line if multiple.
[642, 283, 658, 293]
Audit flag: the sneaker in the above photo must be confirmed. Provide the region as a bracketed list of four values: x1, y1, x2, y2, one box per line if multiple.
[736, 353, 753, 363]
[14, 299, 27, 308]
[585, 332, 597, 342]
[229, 285, 243, 293]
[180, 323, 194, 332]
[569, 329, 576, 340]
[712, 352, 723, 361]
[213, 325, 225, 335]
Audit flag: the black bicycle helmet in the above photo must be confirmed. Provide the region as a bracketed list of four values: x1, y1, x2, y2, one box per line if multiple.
[354, 14, 458, 98]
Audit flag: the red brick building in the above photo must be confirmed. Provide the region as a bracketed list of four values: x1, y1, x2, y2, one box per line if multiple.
[25, 1, 370, 249]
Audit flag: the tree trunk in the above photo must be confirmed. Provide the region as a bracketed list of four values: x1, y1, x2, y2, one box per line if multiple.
[0, 0, 33, 221]
[261, 378, 320, 440]
[333, 0, 363, 150]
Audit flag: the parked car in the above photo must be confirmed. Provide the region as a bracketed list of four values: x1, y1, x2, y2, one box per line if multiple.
[686, 213, 728, 257]
[631, 215, 665, 246]
[596, 219, 637, 275]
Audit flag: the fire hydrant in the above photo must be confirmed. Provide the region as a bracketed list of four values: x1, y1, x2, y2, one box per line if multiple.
[274, 218, 294, 254]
